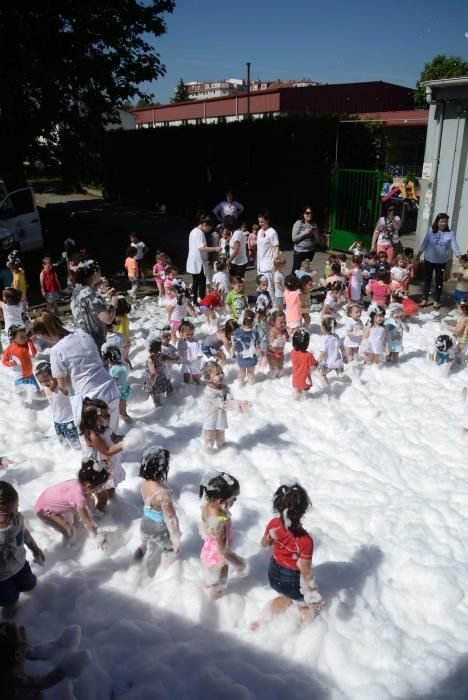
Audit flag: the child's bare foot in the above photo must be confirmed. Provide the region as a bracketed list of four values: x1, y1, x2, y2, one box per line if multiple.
[133, 546, 145, 561]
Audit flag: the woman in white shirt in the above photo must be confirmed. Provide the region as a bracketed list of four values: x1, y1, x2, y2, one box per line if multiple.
[256, 209, 279, 297]
[186, 215, 220, 302]
[227, 226, 249, 278]
[212, 191, 245, 223]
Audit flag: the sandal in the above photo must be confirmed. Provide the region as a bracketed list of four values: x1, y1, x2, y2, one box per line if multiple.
[433, 302, 441, 309]
[419, 299, 428, 307]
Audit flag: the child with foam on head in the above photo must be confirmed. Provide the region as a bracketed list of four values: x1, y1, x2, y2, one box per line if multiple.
[273, 255, 286, 310]
[102, 344, 132, 423]
[267, 310, 289, 378]
[343, 303, 364, 363]
[385, 303, 408, 363]
[2, 324, 41, 400]
[430, 334, 456, 372]
[452, 299, 468, 361]
[144, 332, 173, 406]
[318, 317, 344, 383]
[0, 481, 44, 616]
[39, 256, 61, 314]
[199, 470, 246, 599]
[251, 483, 323, 630]
[0, 288, 24, 343]
[255, 274, 273, 311]
[391, 289, 419, 321]
[35, 361, 80, 447]
[199, 287, 223, 326]
[225, 276, 249, 321]
[133, 447, 182, 570]
[202, 361, 250, 451]
[362, 304, 386, 364]
[283, 274, 302, 336]
[201, 319, 238, 364]
[390, 254, 411, 294]
[320, 281, 344, 331]
[106, 320, 132, 370]
[233, 309, 261, 385]
[291, 329, 318, 400]
[452, 253, 468, 304]
[168, 279, 196, 344]
[211, 260, 230, 303]
[153, 251, 169, 305]
[35, 460, 110, 548]
[177, 319, 203, 385]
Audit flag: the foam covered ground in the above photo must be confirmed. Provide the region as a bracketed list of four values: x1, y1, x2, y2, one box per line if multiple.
[1, 299, 467, 700]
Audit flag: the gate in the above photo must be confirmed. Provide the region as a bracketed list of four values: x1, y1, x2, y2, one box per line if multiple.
[330, 169, 384, 251]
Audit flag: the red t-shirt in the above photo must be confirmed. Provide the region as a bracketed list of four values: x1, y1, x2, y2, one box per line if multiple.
[40, 268, 60, 293]
[265, 516, 313, 570]
[199, 291, 222, 309]
[291, 349, 317, 390]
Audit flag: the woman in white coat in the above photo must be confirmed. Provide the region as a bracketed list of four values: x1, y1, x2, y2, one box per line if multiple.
[256, 209, 279, 298]
[186, 215, 219, 302]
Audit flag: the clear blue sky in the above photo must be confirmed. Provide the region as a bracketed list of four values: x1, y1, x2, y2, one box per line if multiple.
[142, 0, 468, 104]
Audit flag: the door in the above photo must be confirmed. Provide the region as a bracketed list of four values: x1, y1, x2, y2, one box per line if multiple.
[0, 188, 43, 251]
[330, 169, 384, 251]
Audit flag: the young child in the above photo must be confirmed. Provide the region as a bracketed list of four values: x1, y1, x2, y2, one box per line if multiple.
[291, 328, 318, 399]
[452, 253, 468, 304]
[248, 224, 259, 266]
[199, 288, 223, 325]
[362, 305, 386, 364]
[35, 361, 80, 447]
[346, 256, 363, 303]
[299, 275, 313, 326]
[211, 261, 230, 303]
[255, 274, 273, 311]
[0, 481, 44, 615]
[255, 298, 270, 369]
[163, 265, 178, 317]
[102, 345, 132, 423]
[318, 317, 344, 383]
[219, 228, 231, 262]
[343, 303, 364, 362]
[201, 320, 238, 364]
[113, 295, 132, 345]
[376, 251, 391, 274]
[267, 310, 289, 378]
[169, 279, 196, 344]
[321, 262, 345, 288]
[2, 324, 41, 398]
[124, 246, 139, 299]
[385, 303, 408, 363]
[362, 252, 378, 288]
[0, 288, 24, 340]
[366, 271, 391, 308]
[199, 470, 246, 599]
[144, 334, 173, 405]
[273, 255, 286, 310]
[295, 258, 314, 280]
[348, 240, 366, 257]
[390, 255, 411, 293]
[177, 320, 203, 385]
[79, 398, 126, 511]
[133, 447, 182, 570]
[225, 276, 249, 321]
[323, 254, 338, 280]
[391, 289, 419, 321]
[106, 321, 132, 370]
[253, 483, 323, 628]
[129, 232, 148, 279]
[202, 361, 250, 450]
[39, 256, 61, 314]
[321, 281, 343, 331]
[430, 334, 456, 370]
[8, 254, 27, 309]
[153, 252, 169, 304]
[233, 309, 260, 385]
[338, 253, 348, 276]
[35, 460, 110, 547]
[283, 274, 302, 336]
[452, 299, 468, 359]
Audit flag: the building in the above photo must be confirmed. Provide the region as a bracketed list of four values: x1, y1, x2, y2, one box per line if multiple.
[250, 78, 319, 91]
[415, 77, 468, 254]
[185, 79, 245, 100]
[105, 109, 136, 130]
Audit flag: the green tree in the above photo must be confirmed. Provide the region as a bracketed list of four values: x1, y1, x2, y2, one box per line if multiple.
[171, 78, 191, 103]
[0, 2, 174, 187]
[415, 54, 468, 107]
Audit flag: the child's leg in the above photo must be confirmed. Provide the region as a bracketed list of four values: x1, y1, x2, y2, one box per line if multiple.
[344, 347, 354, 363]
[119, 399, 128, 417]
[37, 513, 74, 537]
[166, 379, 173, 394]
[364, 352, 374, 365]
[204, 429, 216, 449]
[107, 487, 116, 499]
[238, 367, 246, 384]
[204, 564, 229, 600]
[215, 429, 225, 448]
[192, 373, 201, 385]
[95, 491, 109, 512]
[183, 372, 190, 384]
[246, 366, 255, 384]
[302, 313, 310, 326]
[151, 391, 161, 406]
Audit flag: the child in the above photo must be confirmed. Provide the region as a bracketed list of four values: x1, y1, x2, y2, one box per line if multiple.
[219, 228, 231, 262]
[299, 275, 313, 326]
[284, 274, 302, 336]
[124, 246, 139, 299]
[273, 255, 286, 310]
[390, 255, 410, 293]
[323, 254, 338, 280]
[0, 288, 24, 339]
[366, 271, 391, 308]
[291, 328, 317, 399]
[452, 299, 468, 358]
[201, 320, 238, 364]
[35, 361, 80, 447]
[348, 240, 366, 257]
[0, 481, 44, 615]
[107, 321, 132, 370]
[133, 447, 182, 570]
[199, 288, 223, 325]
[7, 254, 27, 309]
[153, 252, 169, 304]
[362, 252, 378, 284]
[343, 303, 364, 362]
[79, 398, 126, 511]
[376, 251, 391, 274]
[452, 253, 468, 304]
[321, 262, 345, 288]
[113, 295, 132, 345]
[385, 303, 408, 363]
[267, 311, 289, 378]
[199, 470, 246, 599]
[35, 460, 110, 547]
[212, 260, 230, 303]
[320, 281, 343, 331]
[254, 483, 323, 628]
[225, 276, 249, 321]
[338, 253, 348, 276]
[39, 257, 61, 314]
[102, 345, 132, 423]
[2, 324, 41, 398]
[255, 298, 270, 369]
[318, 317, 344, 383]
[255, 274, 273, 311]
[295, 258, 313, 280]
[169, 279, 196, 344]
[177, 320, 203, 385]
[391, 289, 419, 320]
[248, 224, 258, 266]
[144, 334, 173, 405]
[430, 334, 456, 370]
[346, 256, 363, 303]
[202, 361, 250, 450]
[129, 232, 148, 279]
[233, 309, 260, 385]
[362, 305, 386, 364]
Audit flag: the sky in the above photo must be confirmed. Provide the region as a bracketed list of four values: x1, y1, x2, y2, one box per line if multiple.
[142, 0, 468, 104]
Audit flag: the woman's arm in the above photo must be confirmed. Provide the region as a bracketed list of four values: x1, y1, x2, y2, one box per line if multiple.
[272, 245, 279, 259]
[449, 233, 462, 259]
[55, 376, 70, 396]
[226, 240, 240, 265]
[416, 230, 430, 258]
[212, 203, 223, 222]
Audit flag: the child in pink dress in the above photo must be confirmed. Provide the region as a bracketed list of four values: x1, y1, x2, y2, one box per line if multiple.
[366, 271, 391, 308]
[153, 252, 169, 305]
[283, 274, 302, 335]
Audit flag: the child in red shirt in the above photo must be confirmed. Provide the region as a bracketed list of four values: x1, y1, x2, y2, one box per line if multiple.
[291, 328, 317, 399]
[199, 289, 222, 324]
[40, 257, 61, 314]
[124, 247, 139, 299]
[2, 324, 41, 398]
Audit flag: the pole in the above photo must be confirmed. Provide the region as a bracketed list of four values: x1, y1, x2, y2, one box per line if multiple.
[246, 62, 251, 120]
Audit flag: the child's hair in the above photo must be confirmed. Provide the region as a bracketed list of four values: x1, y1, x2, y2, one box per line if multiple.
[376, 270, 390, 283]
[285, 274, 299, 291]
[215, 260, 226, 272]
[330, 263, 341, 275]
[179, 319, 195, 334]
[321, 317, 334, 334]
[203, 360, 222, 381]
[367, 305, 386, 326]
[403, 247, 414, 259]
[242, 309, 255, 328]
[395, 254, 408, 266]
[337, 253, 347, 262]
[346, 303, 361, 316]
[230, 275, 243, 286]
[378, 251, 388, 260]
[299, 259, 311, 270]
[256, 274, 267, 286]
[458, 299, 468, 315]
[126, 246, 136, 258]
[292, 328, 310, 352]
[79, 397, 109, 435]
[224, 319, 238, 339]
[8, 323, 26, 340]
[139, 447, 170, 482]
[78, 460, 109, 487]
[155, 251, 167, 263]
[2, 287, 22, 305]
[435, 334, 453, 351]
[115, 295, 131, 316]
[367, 252, 377, 261]
[165, 265, 177, 276]
[42, 256, 53, 265]
[391, 289, 404, 302]
[75, 259, 100, 285]
[252, 223, 260, 232]
[199, 470, 240, 501]
[298, 275, 312, 291]
[159, 324, 171, 338]
[327, 281, 343, 292]
[35, 360, 52, 376]
[239, 221, 248, 229]
[0, 480, 18, 507]
[273, 483, 311, 534]
[102, 344, 122, 365]
[388, 302, 404, 317]
[327, 254, 338, 264]
[273, 255, 286, 271]
[130, 231, 140, 239]
[460, 253, 468, 263]
[353, 240, 364, 248]
[270, 309, 285, 326]
[351, 255, 363, 265]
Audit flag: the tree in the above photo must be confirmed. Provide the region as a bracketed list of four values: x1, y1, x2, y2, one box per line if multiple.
[171, 79, 191, 103]
[0, 2, 174, 187]
[415, 54, 468, 108]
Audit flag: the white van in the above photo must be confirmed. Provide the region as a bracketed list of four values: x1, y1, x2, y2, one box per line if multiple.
[0, 182, 43, 253]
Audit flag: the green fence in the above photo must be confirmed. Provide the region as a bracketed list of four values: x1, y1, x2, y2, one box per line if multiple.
[330, 168, 384, 251]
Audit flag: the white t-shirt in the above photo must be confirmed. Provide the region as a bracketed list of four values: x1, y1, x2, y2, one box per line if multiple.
[131, 241, 146, 261]
[212, 271, 230, 294]
[390, 266, 408, 282]
[343, 317, 363, 348]
[367, 325, 386, 354]
[348, 268, 362, 301]
[213, 200, 244, 221]
[229, 230, 248, 266]
[256, 227, 279, 273]
[0, 302, 23, 334]
[47, 387, 74, 424]
[319, 334, 343, 369]
[106, 331, 126, 352]
[274, 271, 285, 297]
[186, 227, 208, 275]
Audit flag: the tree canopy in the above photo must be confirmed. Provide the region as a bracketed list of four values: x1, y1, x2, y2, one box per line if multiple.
[171, 79, 191, 103]
[415, 54, 468, 107]
[0, 2, 174, 187]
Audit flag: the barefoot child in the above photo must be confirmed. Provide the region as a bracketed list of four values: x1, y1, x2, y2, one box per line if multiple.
[202, 361, 250, 450]
[283, 274, 302, 336]
[343, 303, 364, 363]
[102, 345, 132, 423]
[144, 335, 173, 406]
[177, 320, 203, 385]
[2, 324, 41, 399]
[385, 303, 408, 363]
[233, 310, 260, 385]
[362, 305, 386, 364]
[35, 361, 80, 447]
[267, 310, 289, 378]
[153, 252, 169, 304]
[40, 257, 61, 314]
[291, 329, 317, 399]
[318, 317, 344, 383]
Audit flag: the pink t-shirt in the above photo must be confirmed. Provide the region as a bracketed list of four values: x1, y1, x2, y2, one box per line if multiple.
[153, 262, 167, 283]
[35, 479, 87, 516]
[164, 278, 174, 300]
[369, 280, 390, 307]
[284, 289, 302, 324]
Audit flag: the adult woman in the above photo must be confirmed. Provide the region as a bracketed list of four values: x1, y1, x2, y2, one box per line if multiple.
[212, 191, 244, 223]
[371, 204, 401, 264]
[256, 209, 279, 297]
[70, 260, 117, 350]
[416, 212, 462, 308]
[32, 311, 119, 431]
[186, 215, 219, 302]
[291, 207, 319, 273]
[227, 225, 248, 278]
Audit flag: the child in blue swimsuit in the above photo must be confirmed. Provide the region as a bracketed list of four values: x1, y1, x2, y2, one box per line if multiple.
[102, 344, 132, 423]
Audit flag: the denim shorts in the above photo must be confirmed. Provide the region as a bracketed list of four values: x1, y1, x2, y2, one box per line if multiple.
[0, 561, 36, 607]
[268, 557, 303, 601]
[454, 290, 467, 303]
